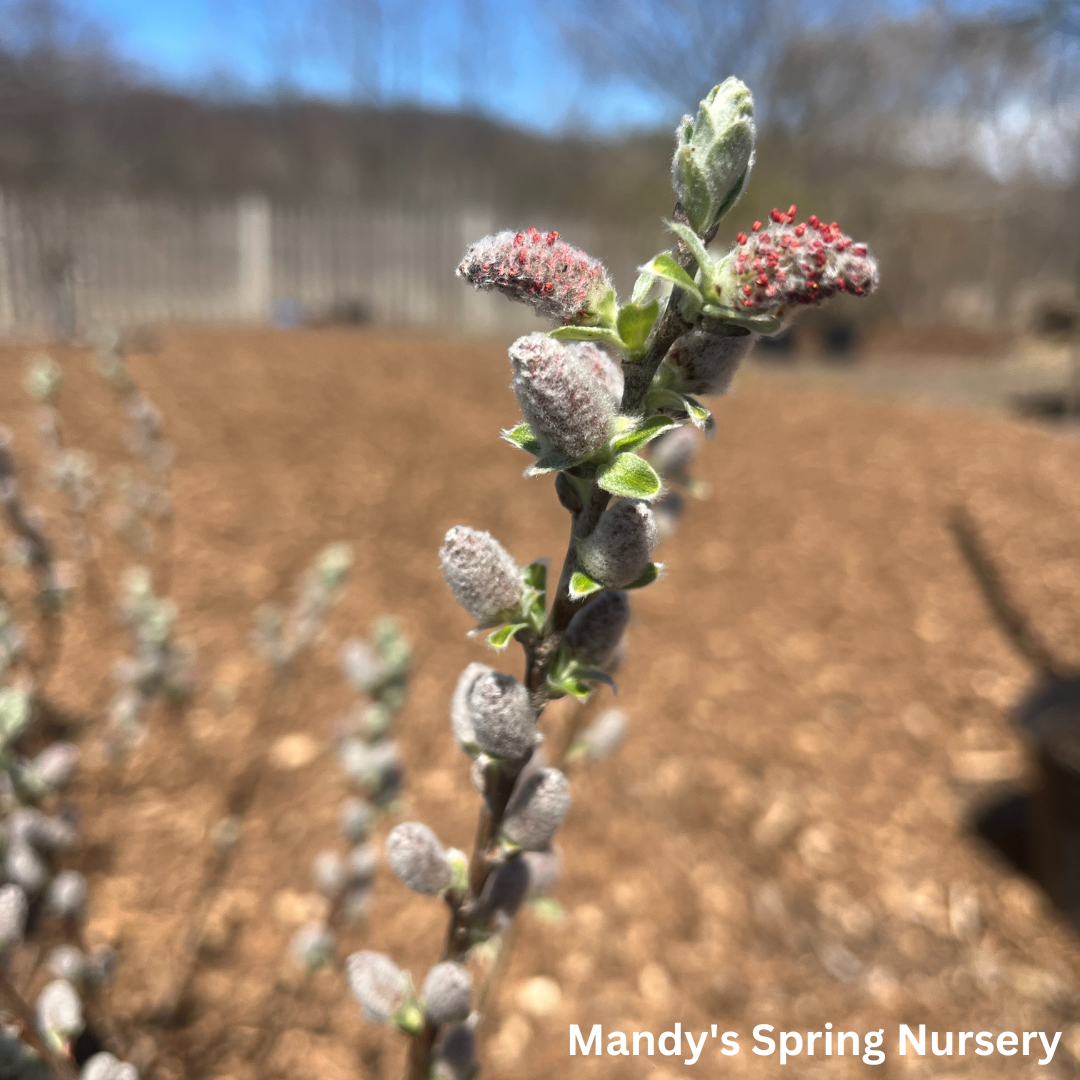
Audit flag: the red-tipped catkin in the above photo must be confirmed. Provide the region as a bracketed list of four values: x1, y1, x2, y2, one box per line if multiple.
[457, 229, 613, 325]
[721, 212, 878, 315]
[508, 334, 616, 461]
[661, 324, 757, 396]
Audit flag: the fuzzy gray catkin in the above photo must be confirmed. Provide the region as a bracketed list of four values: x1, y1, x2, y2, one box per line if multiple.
[480, 856, 530, 922]
[562, 591, 630, 669]
[439, 527, 523, 625]
[508, 334, 615, 461]
[450, 662, 492, 753]
[465, 670, 536, 759]
[33, 742, 79, 790]
[421, 961, 473, 1025]
[433, 1022, 477, 1080]
[36, 979, 84, 1040]
[345, 843, 378, 888]
[312, 851, 345, 898]
[501, 768, 570, 851]
[577, 501, 658, 588]
[571, 341, 624, 406]
[46, 870, 87, 919]
[290, 921, 335, 971]
[80, 1052, 138, 1080]
[661, 324, 757, 397]
[340, 639, 387, 694]
[347, 951, 409, 1021]
[4, 841, 47, 895]
[386, 822, 452, 895]
[577, 707, 628, 762]
[339, 797, 375, 844]
[48, 945, 88, 983]
[0, 883, 28, 947]
[523, 848, 561, 895]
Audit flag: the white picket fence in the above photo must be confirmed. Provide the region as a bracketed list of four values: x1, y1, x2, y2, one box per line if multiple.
[0, 190, 663, 340]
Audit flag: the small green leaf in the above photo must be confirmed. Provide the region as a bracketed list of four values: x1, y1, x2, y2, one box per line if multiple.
[682, 396, 714, 434]
[699, 303, 784, 336]
[630, 271, 655, 306]
[638, 253, 703, 307]
[596, 453, 662, 499]
[575, 667, 618, 694]
[643, 386, 689, 414]
[526, 450, 577, 476]
[611, 414, 676, 454]
[502, 423, 542, 456]
[624, 562, 663, 590]
[665, 220, 714, 274]
[615, 299, 660, 360]
[549, 325, 627, 351]
[529, 897, 566, 922]
[712, 165, 749, 226]
[568, 571, 603, 600]
[487, 622, 528, 651]
[523, 560, 547, 592]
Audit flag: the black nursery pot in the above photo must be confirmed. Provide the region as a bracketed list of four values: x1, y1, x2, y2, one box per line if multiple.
[1017, 675, 1080, 928]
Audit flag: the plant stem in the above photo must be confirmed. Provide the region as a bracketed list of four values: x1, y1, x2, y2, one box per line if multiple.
[405, 204, 708, 1080]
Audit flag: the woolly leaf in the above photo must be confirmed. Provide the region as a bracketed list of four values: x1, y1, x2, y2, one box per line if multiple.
[699, 303, 784, 336]
[487, 623, 528, 652]
[630, 271, 655, 306]
[611, 415, 677, 454]
[624, 562, 663, 590]
[548, 325, 627, 351]
[568, 571, 603, 600]
[596, 453, 662, 500]
[666, 220, 714, 275]
[615, 300, 660, 361]
[638, 254, 703, 307]
[526, 449, 578, 476]
[523, 560, 547, 593]
[501, 423, 542, 456]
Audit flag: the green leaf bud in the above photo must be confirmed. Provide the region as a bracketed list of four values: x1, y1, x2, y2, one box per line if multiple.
[508, 334, 616, 462]
[502, 768, 570, 851]
[439, 527, 523, 626]
[563, 591, 630, 670]
[672, 77, 755, 235]
[386, 822, 452, 895]
[421, 961, 473, 1025]
[577, 501, 658, 589]
[465, 670, 536, 760]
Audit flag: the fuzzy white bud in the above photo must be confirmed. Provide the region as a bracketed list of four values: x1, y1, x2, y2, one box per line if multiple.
[345, 843, 378, 888]
[312, 851, 345, 898]
[36, 979, 84, 1040]
[340, 639, 386, 694]
[563, 591, 630, 670]
[33, 742, 79, 790]
[346, 951, 409, 1021]
[339, 797, 375, 844]
[465, 670, 536, 759]
[577, 501, 658, 588]
[386, 822, 451, 895]
[439, 527, 523, 625]
[0, 883, 28, 948]
[502, 768, 570, 851]
[508, 333, 616, 461]
[47, 869, 88, 919]
[5, 841, 48, 895]
[451, 663, 493, 754]
[290, 921, 335, 971]
[81, 1052, 139, 1080]
[421, 962, 473, 1025]
[48, 945, 89, 983]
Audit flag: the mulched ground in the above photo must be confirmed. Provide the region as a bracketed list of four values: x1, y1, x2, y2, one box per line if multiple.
[1, 326, 1079, 1080]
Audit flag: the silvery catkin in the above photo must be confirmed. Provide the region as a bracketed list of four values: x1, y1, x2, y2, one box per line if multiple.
[577, 500, 658, 588]
[661, 324, 757, 397]
[508, 333, 615, 460]
[450, 662, 492, 753]
[502, 768, 570, 851]
[421, 961, 473, 1025]
[386, 822, 452, 895]
[562, 591, 630, 669]
[465, 669, 536, 759]
[439, 527, 523, 625]
[347, 951, 409, 1021]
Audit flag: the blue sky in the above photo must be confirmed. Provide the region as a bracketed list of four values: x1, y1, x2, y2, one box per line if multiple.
[76, 0, 1035, 135]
